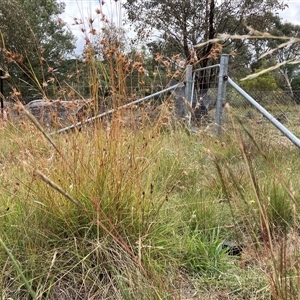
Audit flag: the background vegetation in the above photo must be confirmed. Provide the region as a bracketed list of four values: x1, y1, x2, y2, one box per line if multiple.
[1, 0, 300, 101]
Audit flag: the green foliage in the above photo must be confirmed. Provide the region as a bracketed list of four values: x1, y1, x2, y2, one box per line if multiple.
[182, 229, 229, 277]
[240, 68, 279, 91]
[265, 182, 294, 236]
[0, 0, 75, 98]
[246, 14, 300, 92]
[291, 73, 300, 91]
[124, 0, 286, 68]
[0, 0, 74, 60]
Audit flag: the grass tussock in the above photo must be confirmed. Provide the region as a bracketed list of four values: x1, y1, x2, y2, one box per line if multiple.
[0, 109, 300, 299]
[1, 5, 300, 300]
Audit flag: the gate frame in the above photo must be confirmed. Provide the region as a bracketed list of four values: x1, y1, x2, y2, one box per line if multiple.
[52, 53, 300, 148]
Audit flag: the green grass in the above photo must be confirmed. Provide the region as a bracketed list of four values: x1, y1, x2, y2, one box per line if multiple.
[0, 110, 300, 299]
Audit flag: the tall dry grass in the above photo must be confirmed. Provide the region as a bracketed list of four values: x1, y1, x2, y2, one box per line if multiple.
[1, 2, 300, 299]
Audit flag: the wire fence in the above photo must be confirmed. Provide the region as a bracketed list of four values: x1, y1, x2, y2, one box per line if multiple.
[226, 88, 300, 124]
[228, 89, 300, 107]
[186, 55, 300, 147]
[2, 54, 300, 145]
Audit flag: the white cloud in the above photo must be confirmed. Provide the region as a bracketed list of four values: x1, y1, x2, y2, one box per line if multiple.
[279, 0, 300, 25]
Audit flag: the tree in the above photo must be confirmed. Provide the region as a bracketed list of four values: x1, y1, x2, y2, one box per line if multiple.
[240, 68, 279, 91]
[0, 0, 75, 99]
[238, 14, 300, 95]
[266, 17, 300, 95]
[124, 0, 286, 92]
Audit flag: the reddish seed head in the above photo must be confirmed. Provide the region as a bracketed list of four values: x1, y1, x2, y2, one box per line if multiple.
[90, 28, 97, 35]
[57, 17, 64, 25]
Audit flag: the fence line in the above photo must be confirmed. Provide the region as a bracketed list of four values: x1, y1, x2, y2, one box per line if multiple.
[50, 83, 181, 135]
[4, 53, 300, 148]
[228, 77, 300, 148]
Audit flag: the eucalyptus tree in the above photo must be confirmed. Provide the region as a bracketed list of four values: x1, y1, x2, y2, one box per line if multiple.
[124, 0, 287, 91]
[0, 0, 75, 99]
[267, 17, 300, 93]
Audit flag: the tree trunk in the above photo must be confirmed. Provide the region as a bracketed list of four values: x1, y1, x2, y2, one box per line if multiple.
[194, 0, 216, 94]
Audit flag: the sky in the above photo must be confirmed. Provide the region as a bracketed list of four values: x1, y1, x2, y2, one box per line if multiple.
[59, 0, 123, 54]
[59, 0, 300, 55]
[279, 0, 300, 25]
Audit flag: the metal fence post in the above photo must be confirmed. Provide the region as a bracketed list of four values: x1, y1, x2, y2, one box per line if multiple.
[215, 54, 229, 134]
[0, 69, 3, 110]
[185, 64, 193, 126]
